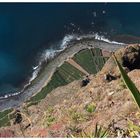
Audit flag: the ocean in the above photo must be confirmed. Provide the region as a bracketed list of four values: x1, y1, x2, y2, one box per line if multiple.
[0, 3, 140, 97]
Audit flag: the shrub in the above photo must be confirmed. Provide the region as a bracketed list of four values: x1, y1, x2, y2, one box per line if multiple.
[69, 123, 109, 138]
[85, 103, 96, 113]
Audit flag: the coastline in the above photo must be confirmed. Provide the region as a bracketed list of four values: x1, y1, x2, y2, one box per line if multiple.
[0, 38, 126, 111]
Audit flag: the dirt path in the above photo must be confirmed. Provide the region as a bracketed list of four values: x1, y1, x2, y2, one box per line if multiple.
[67, 58, 89, 75]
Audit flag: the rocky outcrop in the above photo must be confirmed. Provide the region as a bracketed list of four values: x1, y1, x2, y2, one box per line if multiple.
[122, 44, 140, 70]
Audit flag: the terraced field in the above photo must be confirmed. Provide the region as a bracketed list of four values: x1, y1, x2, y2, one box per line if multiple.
[0, 109, 13, 127]
[73, 48, 109, 74]
[29, 48, 110, 104]
[72, 49, 97, 74]
[91, 48, 109, 71]
[29, 61, 85, 103]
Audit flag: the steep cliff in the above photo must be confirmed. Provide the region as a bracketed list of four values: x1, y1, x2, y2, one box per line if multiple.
[1, 44, 140, 138]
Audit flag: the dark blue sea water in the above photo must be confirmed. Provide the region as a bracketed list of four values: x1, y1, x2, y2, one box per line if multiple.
[1, 3, 140, 96]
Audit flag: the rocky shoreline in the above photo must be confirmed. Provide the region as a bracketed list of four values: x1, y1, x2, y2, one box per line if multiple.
[0, 39, 125, 111]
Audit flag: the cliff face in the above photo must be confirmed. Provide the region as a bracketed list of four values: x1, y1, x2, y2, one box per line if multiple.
[1, 44, 140, 138]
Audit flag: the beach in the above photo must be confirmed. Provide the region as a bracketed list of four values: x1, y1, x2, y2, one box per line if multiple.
[0, 38, 125, 111]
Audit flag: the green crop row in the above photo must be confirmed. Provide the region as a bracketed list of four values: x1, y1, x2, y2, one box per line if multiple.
[29, 62, 85, 103]
[73, 49, 97, 74]
[0, 109, 13, 127]
[73, 48, 109, 74]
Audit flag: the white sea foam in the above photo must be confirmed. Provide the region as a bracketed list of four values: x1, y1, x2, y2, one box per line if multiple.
[72, 33, 125, 45]
[0, 33, 125, 99]
[94, 33, 124, 45]
[29, 68, 40, 82]
[60, 34, 75, 49]
[16, 33, 125, 89]
[32, 33, 124, 77]
[42, 49, 57, 62]
[24, 35, 76, 88]
[33, 65, 39, 70]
